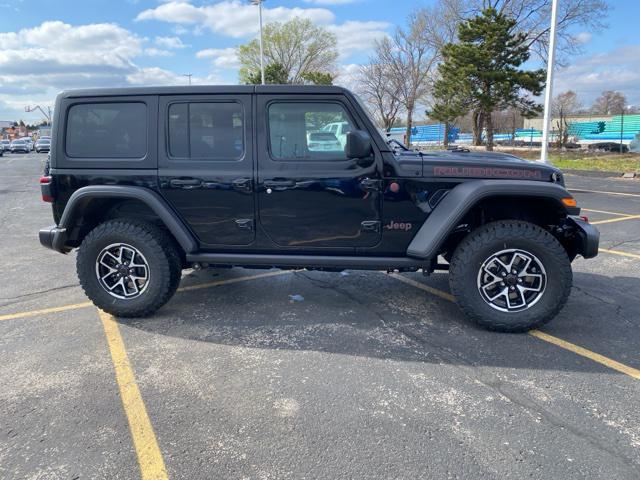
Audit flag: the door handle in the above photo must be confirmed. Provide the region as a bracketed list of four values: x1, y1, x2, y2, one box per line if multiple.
[264, 180, 295, 189]
[170, 178, 202, 189]
[360, 178, 381, 192]
[232, 178, 253, 193]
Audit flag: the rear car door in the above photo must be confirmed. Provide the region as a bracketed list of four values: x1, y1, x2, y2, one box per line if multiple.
[256, 94, 382, 250]
[158, 94, 255, 248]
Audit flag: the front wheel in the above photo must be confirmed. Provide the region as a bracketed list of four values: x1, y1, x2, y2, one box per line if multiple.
[77, 219, 182, 317]
[449, 220, 572, 332]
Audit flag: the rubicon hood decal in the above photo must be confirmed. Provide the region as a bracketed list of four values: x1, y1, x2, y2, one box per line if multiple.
[432, 166, 543, 179]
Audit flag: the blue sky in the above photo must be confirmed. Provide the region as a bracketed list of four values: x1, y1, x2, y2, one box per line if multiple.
[1, 0, 639, 122]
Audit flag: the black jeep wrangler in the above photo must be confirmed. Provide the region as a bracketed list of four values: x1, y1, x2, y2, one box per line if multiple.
[39, 85, 598, 332]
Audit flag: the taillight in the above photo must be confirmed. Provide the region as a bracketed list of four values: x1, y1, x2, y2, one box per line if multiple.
[580, 215, 589, 223]
[40, 175, 53, 202]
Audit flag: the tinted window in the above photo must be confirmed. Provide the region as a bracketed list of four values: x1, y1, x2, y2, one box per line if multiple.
[66, 102, 147, 158]
[168, 102, 244, 160]
[268, 102, 354, 161]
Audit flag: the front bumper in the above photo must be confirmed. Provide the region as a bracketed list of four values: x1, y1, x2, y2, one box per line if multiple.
[39, 225, 70, 253]
[568, 216, 599, 259]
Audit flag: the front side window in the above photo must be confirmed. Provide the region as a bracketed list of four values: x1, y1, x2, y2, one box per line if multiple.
[168, 102, 244, 160]
[268, 102, 355, 161]
[66, 102, 147, 158]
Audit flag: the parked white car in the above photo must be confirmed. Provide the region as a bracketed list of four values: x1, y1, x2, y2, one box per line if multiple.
[320, 121, 351, 149]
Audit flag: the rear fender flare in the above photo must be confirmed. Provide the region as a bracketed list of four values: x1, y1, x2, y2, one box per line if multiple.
[58, 185, 198, 253]
[406, 179, 577, 260]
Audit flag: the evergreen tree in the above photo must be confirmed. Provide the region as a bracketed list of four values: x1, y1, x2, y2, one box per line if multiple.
[434, 7, 545, 150]
[244, 63, 289, 85]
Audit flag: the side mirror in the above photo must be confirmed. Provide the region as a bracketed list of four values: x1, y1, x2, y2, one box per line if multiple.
[346, 130, 373, 159]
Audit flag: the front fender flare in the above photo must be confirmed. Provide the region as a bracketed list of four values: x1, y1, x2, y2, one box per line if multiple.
[406, 180, 577, 260]
[57, 185, 198, 253]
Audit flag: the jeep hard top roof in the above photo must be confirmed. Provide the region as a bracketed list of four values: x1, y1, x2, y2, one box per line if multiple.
[59, 85, 351, 98]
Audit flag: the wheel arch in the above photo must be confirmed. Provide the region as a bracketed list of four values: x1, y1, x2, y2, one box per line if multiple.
[407, 180, 578, 260]
[57, 186, 198, 254]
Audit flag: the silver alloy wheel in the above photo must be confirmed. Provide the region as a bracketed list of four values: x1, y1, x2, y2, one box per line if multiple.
[95, 243, 150, 300]
[477, 248, 547, 313]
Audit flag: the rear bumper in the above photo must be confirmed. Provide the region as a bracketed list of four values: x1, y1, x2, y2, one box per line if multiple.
[568, 216, 599, 259]
[39, 225, 70, 253]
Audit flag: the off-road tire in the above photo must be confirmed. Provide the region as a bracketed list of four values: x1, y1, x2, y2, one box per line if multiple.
[449, 220, 572, 332]
[77, 219, 182, 317]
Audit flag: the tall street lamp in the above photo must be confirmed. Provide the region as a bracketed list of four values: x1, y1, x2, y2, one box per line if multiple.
[251, 0, 265, 85]
[540, 0, 559, 164]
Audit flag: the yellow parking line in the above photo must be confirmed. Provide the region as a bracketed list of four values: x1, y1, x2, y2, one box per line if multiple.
[388, 273, 640, 381]
[98, 310, 168, 480]
[0, 301, 92, 322]
[178, 270, 290, 292]
[529, 330, 640, 380]
[581, 208, 633, 217]
[600, 248, 640, 260]
[0, 270, 292, 323]
[570, 188, 640, 198]
[388, 273, 455, 302]
[591, 214, 640, 225]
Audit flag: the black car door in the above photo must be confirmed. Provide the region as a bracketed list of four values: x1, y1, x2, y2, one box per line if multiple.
[158, 94, 255, 248]
[256, 94, 382, 250]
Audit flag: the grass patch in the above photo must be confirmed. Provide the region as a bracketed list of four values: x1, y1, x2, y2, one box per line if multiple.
[503, 150, 640, 173]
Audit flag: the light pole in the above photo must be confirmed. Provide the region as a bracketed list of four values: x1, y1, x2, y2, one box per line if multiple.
[540, 0, 559, 164]
[251, 0, 265, 85]
[25, 105, 52, 125]
[183, 74, 193, 85]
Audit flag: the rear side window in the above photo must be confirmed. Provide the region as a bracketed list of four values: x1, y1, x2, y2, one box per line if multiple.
[66, 102, 147, 158]
[168, 102, 244, 160]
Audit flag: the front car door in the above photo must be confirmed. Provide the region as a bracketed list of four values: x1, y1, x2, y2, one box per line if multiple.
[256, 94, 382, 250]
[158, 94, 255, 248]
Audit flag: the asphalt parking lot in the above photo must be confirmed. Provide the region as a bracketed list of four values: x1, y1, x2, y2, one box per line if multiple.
[1, 152, 639, 479]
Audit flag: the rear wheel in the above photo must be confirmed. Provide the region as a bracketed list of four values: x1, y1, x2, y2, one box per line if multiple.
[77, 219, 182, 317]
[449, 220, 572, 332]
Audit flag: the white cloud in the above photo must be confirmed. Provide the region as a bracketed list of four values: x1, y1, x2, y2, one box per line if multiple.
[575, 32, 592, 45]
[305, 0, 360, 4]
[136, 0, 335, 38]
[334, 63, 361, 91]
[327, 21, 390, 59]
[127, 68, 228, 86]
[0, 20, 226, 120]
[196, 47, 240, 69]
[554, 44, 640, 105]
[155, 35, 187, 49]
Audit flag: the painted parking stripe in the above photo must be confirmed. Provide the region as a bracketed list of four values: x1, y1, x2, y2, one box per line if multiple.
[389, 273, 640, 381]
[99, 309, 168, 480]
[591, 214, 640, 225]
[599, 248, 640, 260]
[0, 270, 292, 323]
[581, 208, 634, 217]
[570, 188, 640, 198]
[0, 301, 92, 322]
[529, 330, 640, 380]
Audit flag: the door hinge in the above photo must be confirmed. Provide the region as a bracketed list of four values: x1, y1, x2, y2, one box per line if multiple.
[235, 219, 254, 231]
[361, 220, 381, 233]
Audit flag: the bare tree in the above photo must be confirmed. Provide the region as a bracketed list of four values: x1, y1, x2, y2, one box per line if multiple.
[376, 9, 443, 146]
[591, 90, 627, 115]
[442, 0, 609, 63]
[357, 62, 403, 131]
[552, 90, 582, 146]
